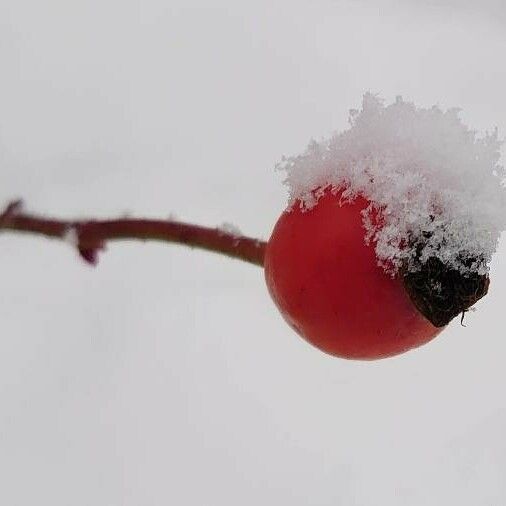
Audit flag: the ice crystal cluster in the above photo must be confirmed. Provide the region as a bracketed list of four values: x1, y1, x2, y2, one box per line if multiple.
[278, 94, 506, 275]
[218, 222, 242, 237]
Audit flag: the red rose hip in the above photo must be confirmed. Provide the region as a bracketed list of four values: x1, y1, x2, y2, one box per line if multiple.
[264, 189, 443, 360]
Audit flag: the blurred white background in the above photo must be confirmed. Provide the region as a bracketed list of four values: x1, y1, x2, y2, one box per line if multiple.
[1, 0, 506, 504]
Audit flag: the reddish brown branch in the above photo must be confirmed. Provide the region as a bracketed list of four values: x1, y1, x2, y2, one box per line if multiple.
[0, 201, 266, 267]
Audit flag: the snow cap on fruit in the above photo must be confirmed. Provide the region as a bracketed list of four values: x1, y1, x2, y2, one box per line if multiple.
[277, 94, 506, 277]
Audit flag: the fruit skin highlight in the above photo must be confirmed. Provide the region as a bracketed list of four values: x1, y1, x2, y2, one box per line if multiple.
[264, 188, 443, 360]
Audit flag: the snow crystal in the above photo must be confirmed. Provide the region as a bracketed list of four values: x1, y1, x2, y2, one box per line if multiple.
[62, 226, 79, 246]
[218, 222, 242, 238]
[277, 93, 506, 275]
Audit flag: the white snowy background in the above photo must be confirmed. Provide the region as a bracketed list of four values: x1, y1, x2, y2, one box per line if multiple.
[1, 1, 506, 504]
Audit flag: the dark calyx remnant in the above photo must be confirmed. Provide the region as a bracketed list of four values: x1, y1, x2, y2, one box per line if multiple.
[402, 241, 490, 328]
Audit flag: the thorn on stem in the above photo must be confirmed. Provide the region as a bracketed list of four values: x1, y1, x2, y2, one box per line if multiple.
[0, 200, 23, 227]
[64, 224, 105, 267]
[78, 246, 102, 266]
